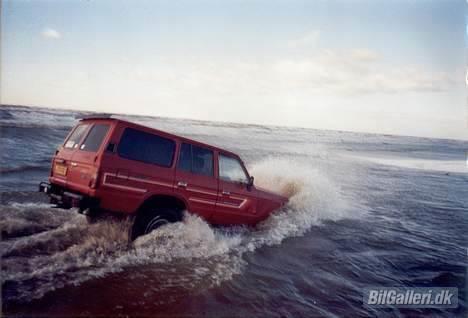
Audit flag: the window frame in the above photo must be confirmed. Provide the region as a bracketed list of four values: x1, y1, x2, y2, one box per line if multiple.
[117, 127, 176, 168]
[218, 153, 250, 184]
[63, 123, 91, 149]
[177, 142, 193, 173]
[176, 142, 215, 177]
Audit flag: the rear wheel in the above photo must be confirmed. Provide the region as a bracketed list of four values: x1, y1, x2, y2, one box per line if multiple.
[130, 207, 182, 241]
[82, 208, 102, 224]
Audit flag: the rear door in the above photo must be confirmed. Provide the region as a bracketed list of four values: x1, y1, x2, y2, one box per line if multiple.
[98, 126, 177, 213]
[213, 154, 258, 225]
[51, 123, 91, 187]
[67, 122, 112, 194]
[175, 143, 218, 220]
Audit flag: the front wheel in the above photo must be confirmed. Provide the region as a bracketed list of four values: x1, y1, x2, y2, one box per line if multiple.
[130, 207, 182, 241]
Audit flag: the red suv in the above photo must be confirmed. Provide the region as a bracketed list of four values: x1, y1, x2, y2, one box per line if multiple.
[39, 116, 288, 239]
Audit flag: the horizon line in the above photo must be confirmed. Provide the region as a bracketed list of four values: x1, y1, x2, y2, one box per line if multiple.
[1, 103, 467, 143]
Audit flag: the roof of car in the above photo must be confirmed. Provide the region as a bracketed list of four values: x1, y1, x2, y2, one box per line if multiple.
[79, 116, 241, 159]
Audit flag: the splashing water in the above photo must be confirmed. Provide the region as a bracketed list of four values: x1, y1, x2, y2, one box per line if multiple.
[245, 157, 349, 249]
[1, 158, 349, 303]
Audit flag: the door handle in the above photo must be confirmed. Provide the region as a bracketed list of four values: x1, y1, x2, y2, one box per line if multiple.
[222, 190, 230, 195]
[70, 162, 78, 167]
[177, 181, 188, 188]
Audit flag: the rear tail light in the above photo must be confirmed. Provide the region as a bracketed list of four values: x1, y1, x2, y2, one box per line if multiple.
[89, 170, 100, 189]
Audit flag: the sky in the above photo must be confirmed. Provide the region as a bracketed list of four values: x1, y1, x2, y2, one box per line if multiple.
[1, 0, 467, 140]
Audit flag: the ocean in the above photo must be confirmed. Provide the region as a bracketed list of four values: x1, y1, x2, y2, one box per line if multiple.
[1, 105, 467, 317]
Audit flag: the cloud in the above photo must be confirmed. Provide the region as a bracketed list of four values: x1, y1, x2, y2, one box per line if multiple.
[288, 30, 321, 48]
[84, 48, 457, 104]
[41, 28, 61, 40]
[282, 33, 456, 96]
[272, 49, 456, 95]
[350, 48, 379, 62]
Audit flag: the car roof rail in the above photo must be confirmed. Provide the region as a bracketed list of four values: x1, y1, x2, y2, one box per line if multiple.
[76, 113, 114, 120]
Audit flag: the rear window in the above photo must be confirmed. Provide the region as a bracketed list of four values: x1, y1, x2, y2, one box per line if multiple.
[80, 124, 110, 152]
[118, 128, 175, 167]
[177, 143, 214, 176]
[64, 124, 89, 149]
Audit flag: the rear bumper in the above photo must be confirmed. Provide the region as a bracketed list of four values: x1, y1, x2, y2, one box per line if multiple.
[39, 181, 52, 194]
[39, 181, 99, 212]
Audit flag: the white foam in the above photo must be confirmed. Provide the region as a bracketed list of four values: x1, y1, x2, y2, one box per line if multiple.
[245, 157, 349, 249]
[351, 155, 468, 174]
[8, 202, 55, 208]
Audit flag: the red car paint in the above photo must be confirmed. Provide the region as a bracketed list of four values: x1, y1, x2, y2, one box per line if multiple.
[41, 117, 288, 226]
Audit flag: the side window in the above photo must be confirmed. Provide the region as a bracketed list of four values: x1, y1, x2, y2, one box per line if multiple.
[192, 145, 213, 176]
[177, 143, 214, 177]
[64, 124, 89, 149]
[80, 124, 110, 152]
[219, 154, 248, 183]
[118, 128, 175, 167]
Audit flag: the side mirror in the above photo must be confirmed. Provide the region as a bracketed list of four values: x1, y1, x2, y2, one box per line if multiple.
[55, 145, 62, 155]
[247, 176, 254, 189]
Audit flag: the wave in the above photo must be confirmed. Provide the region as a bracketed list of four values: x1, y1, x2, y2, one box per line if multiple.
[0, 122, 73, 130]
[0, 164, 49, 174]
[0, 203, 68, 240]
[0, 109, 14, 120]
[1, 158, 352, 303]
[349, 154, 468, 174]
[0, 106, 77, 130]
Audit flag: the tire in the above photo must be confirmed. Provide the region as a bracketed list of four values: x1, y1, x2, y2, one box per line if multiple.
[83, 208, 102, 224]
[130, 207, 182, 241]
[85, 215, 97, 224]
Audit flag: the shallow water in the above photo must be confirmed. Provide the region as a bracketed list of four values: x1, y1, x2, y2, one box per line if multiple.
[1, 105, 467, 317]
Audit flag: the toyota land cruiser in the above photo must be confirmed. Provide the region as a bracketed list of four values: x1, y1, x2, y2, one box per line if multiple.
[39, 116, 288, 240]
